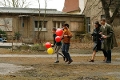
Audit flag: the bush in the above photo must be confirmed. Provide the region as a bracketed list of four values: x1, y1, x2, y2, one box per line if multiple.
[83, 33, 92, 42]
[16, 44, 30, 50]
[31, 43, 46, 51]
[14, 32, 21, 40]
[20, 45, 30, 50]
[0, 29, 7, 38]
[31, 44, 41, 51]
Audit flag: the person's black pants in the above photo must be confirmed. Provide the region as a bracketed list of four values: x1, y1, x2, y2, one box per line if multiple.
[103, 50, 111, 62]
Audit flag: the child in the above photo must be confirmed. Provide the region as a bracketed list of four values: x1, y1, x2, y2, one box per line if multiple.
[52, 28, 65, 63]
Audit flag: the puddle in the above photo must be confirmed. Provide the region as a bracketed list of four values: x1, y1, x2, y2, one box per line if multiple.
[0, 63, 33, 75]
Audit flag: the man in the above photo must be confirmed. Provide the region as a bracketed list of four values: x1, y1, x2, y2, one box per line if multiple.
[100, 18, 116, 63]
[62, 24, 73, 64]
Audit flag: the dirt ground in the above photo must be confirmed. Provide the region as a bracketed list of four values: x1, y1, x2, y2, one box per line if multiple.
[0, 42, 120, 80]
[0, 51, 120, 80]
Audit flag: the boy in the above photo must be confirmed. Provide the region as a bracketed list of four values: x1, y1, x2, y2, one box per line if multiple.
[52, 28, 65, 63]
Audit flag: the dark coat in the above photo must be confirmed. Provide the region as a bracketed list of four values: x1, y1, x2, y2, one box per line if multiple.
[53, 34, 62, 46]
[100, 23, 117, 50]
[92, 27, 101, 51]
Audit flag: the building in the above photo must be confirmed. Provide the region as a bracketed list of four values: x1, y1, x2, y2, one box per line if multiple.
[0, 7, 85, 43]
[83, 0, 120, 34]
[62, 0, 81, 14]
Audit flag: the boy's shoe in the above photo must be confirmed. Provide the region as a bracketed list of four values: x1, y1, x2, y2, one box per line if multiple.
[68, 60, 73, 64]
[54, 61, 59, 63]
[63, 57, 66, 61]
[64, 58, 69, 62]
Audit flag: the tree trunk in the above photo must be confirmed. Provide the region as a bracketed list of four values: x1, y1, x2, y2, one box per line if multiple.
[110, 2, 120, 23]
[101, 0, 111, 24]
[101, 0, 120, 24]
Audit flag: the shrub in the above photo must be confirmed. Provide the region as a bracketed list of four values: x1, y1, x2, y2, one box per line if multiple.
[20, 45, 30, 50]
[14, 32, 21, 40]
[31, 43, 46, 51]
[0, 29, 7, 38]
[31, 44, 41, 51]
[83, 33, 92, 43]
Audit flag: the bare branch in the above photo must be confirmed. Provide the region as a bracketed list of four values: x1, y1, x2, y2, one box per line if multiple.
[108, 0, 114, 7]
[0, 2, 6, 7]
[16, 0, 19, 7]
[0, 0, 30, 8]
[6, 0, 11, 7]
[101, 0, 111, 22]
[24, 2, 31, 8]
[4, 0, 7, 6]
[110, 1, 120, 23]
[101, 0, 120, 24]
[12, 0, 15, 7]
[91, 10, 102, 20]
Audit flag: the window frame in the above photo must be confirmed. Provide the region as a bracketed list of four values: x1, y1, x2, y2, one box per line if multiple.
[0, 18, 13, 31]
[53, 21, 65, 29]
[34, 21, 47, 31]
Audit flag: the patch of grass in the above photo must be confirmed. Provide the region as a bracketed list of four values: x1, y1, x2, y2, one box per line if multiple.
[30, 43, 46, 51]
[31, 44, 40, 51]
[19, 45, 30, 50]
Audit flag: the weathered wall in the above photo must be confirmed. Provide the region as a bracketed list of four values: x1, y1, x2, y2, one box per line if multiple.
[83, 0, 120, 32]
[31, 15, 85, 41]
[0, 14, 85, 43]
[83, 0, 104, 32]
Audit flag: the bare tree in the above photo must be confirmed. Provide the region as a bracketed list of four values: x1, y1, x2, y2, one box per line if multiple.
[37, 0, 47, 43]
[0, 0, 30, 8]
[101, 0, 120, 24]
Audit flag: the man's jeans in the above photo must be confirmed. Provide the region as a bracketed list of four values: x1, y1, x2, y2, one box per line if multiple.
[62, 43, 72, 61]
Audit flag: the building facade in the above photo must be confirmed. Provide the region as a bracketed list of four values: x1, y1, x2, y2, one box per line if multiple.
[83, 0, 120, 35]
[83, 0, 104, 32]
[0, 7, 85, 43]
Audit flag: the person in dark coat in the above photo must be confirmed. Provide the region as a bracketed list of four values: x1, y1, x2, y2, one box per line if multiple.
[89, 21, 102, 62]
[100, 18, 117, 63]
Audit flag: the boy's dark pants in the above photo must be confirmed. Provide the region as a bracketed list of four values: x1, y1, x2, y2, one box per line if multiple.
[62, 43, 72, 61]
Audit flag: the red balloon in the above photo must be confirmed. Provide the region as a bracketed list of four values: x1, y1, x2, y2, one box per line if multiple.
[55, 36, 61, 42]
[45, 42, 51, 48]
[56, 29, 63, 36]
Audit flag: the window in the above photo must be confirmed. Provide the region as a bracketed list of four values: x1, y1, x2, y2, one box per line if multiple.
[86, 17, 90, 32]
[34, 21, 47, 31]
[53, 21, 65, 29]
[0, 18, 12, 31]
